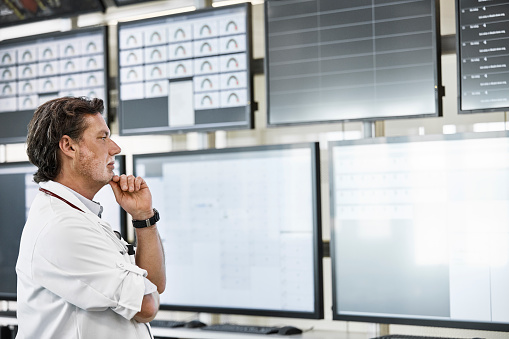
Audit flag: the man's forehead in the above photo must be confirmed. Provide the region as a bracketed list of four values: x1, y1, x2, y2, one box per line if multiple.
[84, 113, 110, 134]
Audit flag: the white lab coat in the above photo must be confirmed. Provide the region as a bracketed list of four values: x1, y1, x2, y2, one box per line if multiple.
[16, 181, 153, 339]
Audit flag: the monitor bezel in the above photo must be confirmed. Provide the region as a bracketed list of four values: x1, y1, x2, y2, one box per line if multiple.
[264, 0, 443, 127]
[329, 130, 509, 332]
[116, 3, 254, 136]
[0, 26, 110, 144]
[133, 142, 324, 319]
[455, 0, 509, 114]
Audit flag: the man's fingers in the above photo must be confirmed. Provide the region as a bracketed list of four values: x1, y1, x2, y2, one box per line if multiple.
[135, 176, 144, 191]
[115, 174, 145, 192]
[127, 175, 135, 192]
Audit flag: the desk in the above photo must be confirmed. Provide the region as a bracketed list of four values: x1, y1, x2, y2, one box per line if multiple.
[151, 327, 372, 339]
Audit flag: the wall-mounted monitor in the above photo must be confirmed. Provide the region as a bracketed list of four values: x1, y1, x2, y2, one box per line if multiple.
[0, 0, 105, 28]
[265, 0, 442, 126]
[329, 131, 509, 331]
[0, 26, 109, 144]
[456, 0, 509, 113]
[133, 143, 323, 318]
[117, 4, 253, 136]
[0, 156, 125, 301]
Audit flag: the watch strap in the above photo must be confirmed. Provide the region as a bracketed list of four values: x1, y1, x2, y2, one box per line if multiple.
[132, 208, 159, 228]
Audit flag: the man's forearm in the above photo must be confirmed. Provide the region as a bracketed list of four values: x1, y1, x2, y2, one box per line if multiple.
[135, 225, 166, 293]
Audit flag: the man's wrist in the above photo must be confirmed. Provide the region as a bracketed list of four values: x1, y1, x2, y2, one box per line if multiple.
[132, 208, 159, 228]
[132, 209, 155, 221]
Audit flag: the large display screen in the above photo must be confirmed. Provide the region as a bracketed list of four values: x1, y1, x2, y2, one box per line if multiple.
[265, 0, 442, 125]
[0, 27, 109, 144]
[456, 0, 509, 113]
[0, 0, 104, 28]
[329, 132, 509, 331]
[117, 4, 253, 136]
[0, 157, 125, 300]
[133, 143, 323, 318]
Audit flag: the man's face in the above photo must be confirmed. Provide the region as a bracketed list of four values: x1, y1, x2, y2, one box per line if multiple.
[75, 113, 121, 188]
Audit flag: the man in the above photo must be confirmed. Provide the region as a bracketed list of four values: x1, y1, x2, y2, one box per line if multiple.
[16, 97, 165, 339]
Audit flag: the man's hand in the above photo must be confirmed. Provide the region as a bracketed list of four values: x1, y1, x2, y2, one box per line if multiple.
[109, 174, 154, 220]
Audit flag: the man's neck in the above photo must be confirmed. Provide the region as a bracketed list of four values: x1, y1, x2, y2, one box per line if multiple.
[54, 176, 101, 201]
[50, 181, 104, 217]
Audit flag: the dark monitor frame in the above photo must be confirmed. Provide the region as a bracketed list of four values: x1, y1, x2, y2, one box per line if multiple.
[0, 161, 36, 301]
[329, 131, 509, 332]
[133, 142, 324, 319]
[455, 0, 509, 114]
[0, 0, 105, 28]
[117, 3, 254, 136]
[0, 26, 110, 144]
[264, 0, 443, 127]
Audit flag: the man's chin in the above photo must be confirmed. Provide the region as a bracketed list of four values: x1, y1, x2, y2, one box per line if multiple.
[97, 174, 114, 187]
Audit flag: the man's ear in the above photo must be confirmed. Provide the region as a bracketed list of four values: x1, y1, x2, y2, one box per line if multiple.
[59, 135, 78, 158]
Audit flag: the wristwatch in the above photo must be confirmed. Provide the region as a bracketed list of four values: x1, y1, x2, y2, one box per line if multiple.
[132, 208, 160, 228]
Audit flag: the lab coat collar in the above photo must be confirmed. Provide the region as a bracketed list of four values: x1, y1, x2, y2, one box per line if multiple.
[39, 181, 98, 218]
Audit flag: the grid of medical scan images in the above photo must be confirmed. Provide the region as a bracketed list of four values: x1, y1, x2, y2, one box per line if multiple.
[0, 28, 107, 113]
[0, 27, 108, 143]
[117, 4, 252, 135]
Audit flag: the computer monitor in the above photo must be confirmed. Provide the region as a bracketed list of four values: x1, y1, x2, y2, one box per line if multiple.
[0, 26, 109, 144]
[456, 0, 509, 113]
[133, 143, 323, 318]
[329, 131, 509, 331]
[117, 3, 253, 136]
[0, 156, 125, 300]
[265, 0, 442, 125]
[0, 162, 37, 300]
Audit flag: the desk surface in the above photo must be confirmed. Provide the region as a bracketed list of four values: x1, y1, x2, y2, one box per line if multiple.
[2, 315, 371, 339]
[151, 327, 371, 339]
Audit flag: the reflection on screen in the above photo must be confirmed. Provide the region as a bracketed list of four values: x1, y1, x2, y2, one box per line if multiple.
[330, 132, 509, 330]
[134, 144, 322, 318]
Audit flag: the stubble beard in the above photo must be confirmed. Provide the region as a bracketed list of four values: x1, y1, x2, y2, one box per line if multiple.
[77, 149, 112, 188]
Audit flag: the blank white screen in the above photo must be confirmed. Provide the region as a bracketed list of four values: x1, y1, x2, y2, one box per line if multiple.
[331, 134, 509, 325]
[135, 145, 319, 314]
